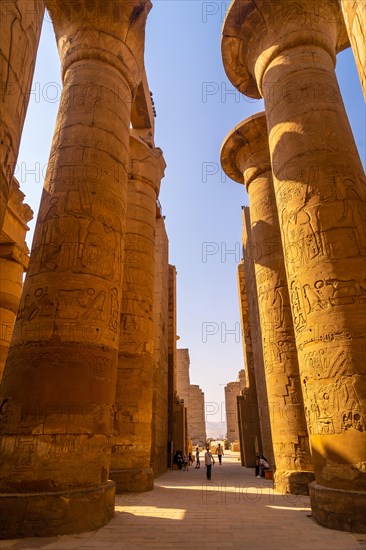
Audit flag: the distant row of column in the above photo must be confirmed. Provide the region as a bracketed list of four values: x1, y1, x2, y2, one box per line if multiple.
[0, 0, 187, 539]
[221, 0, 365, 533]
[224, 370, 246, 446]
[176, 348, 207, 448]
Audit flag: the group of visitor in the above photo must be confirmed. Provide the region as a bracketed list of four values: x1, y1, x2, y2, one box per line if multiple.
[173, 444, 225, 480]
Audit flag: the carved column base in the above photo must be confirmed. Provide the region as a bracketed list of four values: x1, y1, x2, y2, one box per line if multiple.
[274, 470, 315, 496]
[309, 482, 366, 533]
[0, 480, 115, 539]
[109, 468, 154, 493]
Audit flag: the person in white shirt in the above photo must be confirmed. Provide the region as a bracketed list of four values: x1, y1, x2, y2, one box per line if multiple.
[256, 455, 270, 478]
[204, 448, 215, 479]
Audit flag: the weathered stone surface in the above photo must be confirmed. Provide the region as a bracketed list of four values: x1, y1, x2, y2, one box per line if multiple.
[309, 481, 366, 533]
[225, 370, 246, 445]
[0, 179, 32, 379]
[0, 480, 115, 539]
[238, 213, 275, 467]
[0, 0, 151, 537]
[176, 349, 206, 448]
[173, 400, 187, 457]
[339, 0, 366, 100]
[168, 266, 187, 458]
[237, 390, 260, 468]
[110, 133, 165, 493]
[0, 0, 44, 230]
[188, 384, 206, 447]
[222, 0, 366, 531]
[236, 257, 267, 467]
[176, 349, 190, 408]
[151, 214, 169, 477]
[222, 112, 314, 495]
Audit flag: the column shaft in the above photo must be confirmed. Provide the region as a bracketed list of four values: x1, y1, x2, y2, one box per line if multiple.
[224, 112, 314, 494]
[222, 0, 366, 531]
[0, 0, 44, 230]
[250, 171, 314, 493]
[240, 213, 275, 467]
[0, 0, 151, 537]
[237, 255, 267, 467]
[339, 0, 366, 100]
[110, 136, 164, 492]
[264, 44, 365, 521]
[151, 215, 169, 476]
[0, 179, 32, 380]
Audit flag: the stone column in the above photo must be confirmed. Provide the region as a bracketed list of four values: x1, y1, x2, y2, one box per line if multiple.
[110, 134, 165, 493]
[173, 400, 187, 457]
[168, 267, 188, 458]
[0, 179, 32, 380]
[222, 112, 314, 495]
[176, 348, 190, 407]
[237, 258, 266, 465]
[151, 214, 169, 477]
[237, 390, 260, 467]
[0, 0, 152, 538]
[339, 0, 366, 100]
[223, 0, 365, 531]
[188, 384, 206, 447]
[239, 216, 275, 467]
[0, 0, 44, 230]
[225, 372, 246, 445]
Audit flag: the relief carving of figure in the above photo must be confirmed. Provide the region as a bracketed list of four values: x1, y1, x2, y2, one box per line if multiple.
[18, 288, 55, 322]
[58, 288, 106, 322]
[38, 195, 81, 272]
[283, 206, 321, 268]
[315, 174, 366, 259]
[304, 278, 366, 312]
[303, 283, 329, 313]
[81, 215, 118, 278]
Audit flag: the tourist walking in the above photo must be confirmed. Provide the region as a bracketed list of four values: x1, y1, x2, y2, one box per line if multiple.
[204, 448, 215, 480]
[195, 446, 200, 469]
[217, 443, 224, 465]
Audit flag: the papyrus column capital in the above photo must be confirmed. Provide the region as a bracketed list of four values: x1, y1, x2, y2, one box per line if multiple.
[46, 0, 152, 93]
[221, 112, 270, 189]
[222, 0, 349, 98]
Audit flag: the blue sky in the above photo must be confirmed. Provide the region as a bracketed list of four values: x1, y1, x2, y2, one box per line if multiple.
[17, 1, 365, 431]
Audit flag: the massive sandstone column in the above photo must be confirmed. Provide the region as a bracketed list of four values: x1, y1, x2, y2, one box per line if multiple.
[222, 112, 314, 495]
[151, 212, 169, 477]
[0, 0, 44, 230]
[176, 348, 190, 407]
[188, 385, 206, 447]
[239, 214, 275, 467]
[0, 0, 151, 538]
[237, 257, 265, 467]
[176, 349, 206, 447]
[0, 178, 32, 379]
[110, 134, 165, 492]
[223, 0, 365, 531]
[168, 266, 187, 458]
[225, 370, 246, 445]
[339, 0, 366, 100]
